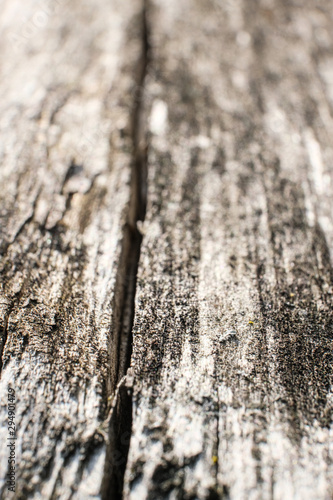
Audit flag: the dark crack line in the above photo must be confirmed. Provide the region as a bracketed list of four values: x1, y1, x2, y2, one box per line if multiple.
[0, 302, 14, 377]
[101, 2, 150, 499]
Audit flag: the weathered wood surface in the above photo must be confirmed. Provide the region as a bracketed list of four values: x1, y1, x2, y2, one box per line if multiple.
[0, 0, 145, 498]
[1, 0, 333, 499]
[124, 0, 333, 499]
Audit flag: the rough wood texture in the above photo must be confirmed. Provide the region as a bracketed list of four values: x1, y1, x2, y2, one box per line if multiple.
[0, 0, 144, 498]
[1, 0, 333, 499]
[124, 1, 333, 499]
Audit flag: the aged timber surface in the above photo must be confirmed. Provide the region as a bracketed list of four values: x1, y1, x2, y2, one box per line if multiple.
[0, 0, 333, 499]
[124, 0, 333, 499]
[0, 0, 145, 498]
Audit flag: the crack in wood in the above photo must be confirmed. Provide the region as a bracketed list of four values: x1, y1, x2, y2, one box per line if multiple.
[101, 2, 150, 498]
[0, 300, 13, 376]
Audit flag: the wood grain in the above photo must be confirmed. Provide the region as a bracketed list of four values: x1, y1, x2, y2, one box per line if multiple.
[124, 1, 333, 498]
[0, 0, 145, 498]
[1, 0, 333, 499]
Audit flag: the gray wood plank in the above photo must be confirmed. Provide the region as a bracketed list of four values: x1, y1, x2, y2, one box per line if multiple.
[124, 1, 333, 498]
[0, 0, 144, 498]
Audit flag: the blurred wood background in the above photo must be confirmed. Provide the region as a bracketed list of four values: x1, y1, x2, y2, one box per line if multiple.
[0, 0, 333, 499]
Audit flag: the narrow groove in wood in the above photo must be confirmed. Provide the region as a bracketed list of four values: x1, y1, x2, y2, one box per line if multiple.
[0, 303, 13, 376]
[102, 2, 149, 498]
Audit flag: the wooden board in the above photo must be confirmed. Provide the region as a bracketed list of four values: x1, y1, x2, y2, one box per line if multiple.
[1, 0, 333, 499]
[124, 0, 333, 499]
[0, 0, 145, 498]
